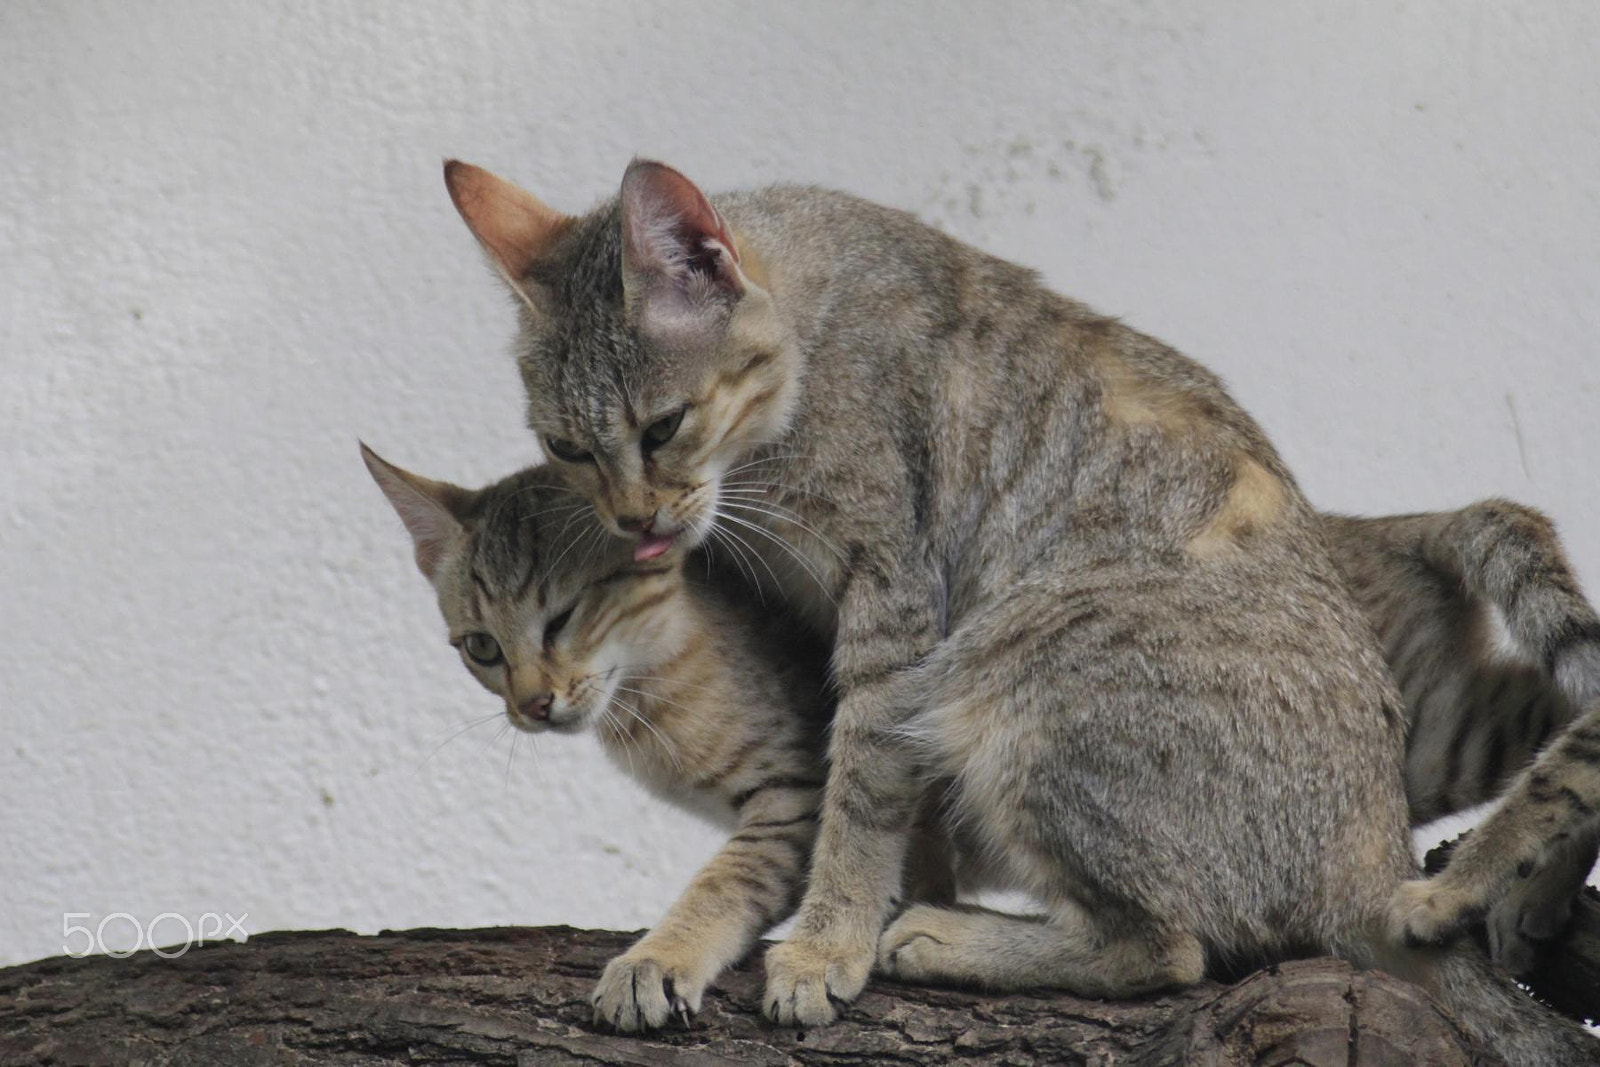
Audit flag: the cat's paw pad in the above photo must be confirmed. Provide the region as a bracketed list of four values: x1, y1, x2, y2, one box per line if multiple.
[877, 905, 960, 981]
[1388, 877, 1480, 948]
[763, 936, 870, 1028]
[592, 953, 703, 1032]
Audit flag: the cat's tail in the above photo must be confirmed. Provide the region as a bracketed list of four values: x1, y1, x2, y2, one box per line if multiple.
[1422, 941, 1600, 1066]
[1420, 498, 1600, 706]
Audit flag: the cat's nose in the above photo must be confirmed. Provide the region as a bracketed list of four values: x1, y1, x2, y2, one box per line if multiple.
[519, 692, 554, 721]
[616, 512, 655, 534]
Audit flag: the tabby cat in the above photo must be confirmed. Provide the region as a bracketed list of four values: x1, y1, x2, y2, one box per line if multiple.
[1325, 503, 1600, 972]
[438, 158, 1596, 1062]
[366, 436, 1595, 1027]
[361, 444, 829, 1031]
[1352, 504, 1600, 963]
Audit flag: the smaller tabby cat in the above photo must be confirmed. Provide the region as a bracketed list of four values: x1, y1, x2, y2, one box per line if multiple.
[360, 444, 830, 1031]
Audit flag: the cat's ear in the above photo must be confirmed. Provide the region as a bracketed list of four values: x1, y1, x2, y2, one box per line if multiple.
[443, 160, 570, 310]
[620, 159, 756, 328]
[360, 443, 473, 579]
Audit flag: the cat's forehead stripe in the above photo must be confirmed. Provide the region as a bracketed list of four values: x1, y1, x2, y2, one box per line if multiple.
[514, 553, 541, 606]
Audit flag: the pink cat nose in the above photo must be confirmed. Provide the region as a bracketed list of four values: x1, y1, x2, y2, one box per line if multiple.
[519, 693, 554, 721]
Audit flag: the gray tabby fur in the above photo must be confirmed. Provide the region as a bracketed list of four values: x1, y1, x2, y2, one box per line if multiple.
[444, 161, 1598, 1063]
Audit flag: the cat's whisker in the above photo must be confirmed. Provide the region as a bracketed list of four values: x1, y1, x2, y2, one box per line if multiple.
[484, 721, 511, 758]
[614, 685, 698, 718]
[614, 673, 726, 696]
[707, 522, 765, 604]
[546, 509, 601, 574]
[716, 509, 836, 604]
[719, 453, 811, 480]
[416, 711, 504, 771]
[710, 516, 780, 603]
[504, 730, 520, 793]
[717, 489, 816, 508]
[606, 699, 665, 774]
[487, 481, 581, 529]
[551, 505, 597, 548]
[576, 520, 610, 572]
[609, 694, 682, 772]
[717, 499, 846, 560]
[599, 707, 639, 777]
[707, 522, 754, 588]
[531, 501, 592, 519]
[554, 502, 598, 538]
[719, 479, 811, 497]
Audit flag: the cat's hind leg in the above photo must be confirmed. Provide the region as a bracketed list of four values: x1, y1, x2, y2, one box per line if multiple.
[877, 900, 1203, 997]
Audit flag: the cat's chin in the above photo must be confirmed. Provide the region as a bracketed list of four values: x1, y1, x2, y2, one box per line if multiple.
[543, 714, 591, 736]
[507, 711, 589, 735]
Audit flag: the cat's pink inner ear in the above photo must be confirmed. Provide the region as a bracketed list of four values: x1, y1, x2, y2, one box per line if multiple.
[620, 159, 742, 287]
[444, 160, 571, 282]
[359, 443, 469, 579]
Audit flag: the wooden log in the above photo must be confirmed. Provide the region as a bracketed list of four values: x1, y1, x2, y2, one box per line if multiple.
[0, 925, 1498, 1066]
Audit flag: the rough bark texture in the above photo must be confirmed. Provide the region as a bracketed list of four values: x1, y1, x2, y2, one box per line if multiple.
[6, 832, 1599, 1067]
[0, 925, 1509, 1067]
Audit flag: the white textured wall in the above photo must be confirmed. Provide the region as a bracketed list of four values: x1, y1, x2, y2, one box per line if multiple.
[2, 2, 1597, 967]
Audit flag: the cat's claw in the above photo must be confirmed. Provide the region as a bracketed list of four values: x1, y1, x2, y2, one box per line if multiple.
[763, 936, 871, 1028]
[592, 953, 704, 1033]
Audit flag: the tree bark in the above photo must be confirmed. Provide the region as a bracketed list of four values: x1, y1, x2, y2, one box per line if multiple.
[0, 924, 1512, 1066]
[5, 833, 1598, 1067]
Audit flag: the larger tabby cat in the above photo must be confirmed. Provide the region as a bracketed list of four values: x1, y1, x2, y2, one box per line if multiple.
[439, 159, 1596, 1062]
[365, 437, 1597, 1033]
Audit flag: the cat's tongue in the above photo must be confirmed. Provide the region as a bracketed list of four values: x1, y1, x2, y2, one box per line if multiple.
[634, 532, 675, 562]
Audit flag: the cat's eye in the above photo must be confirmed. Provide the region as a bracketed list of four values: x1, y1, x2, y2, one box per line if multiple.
[461, 632, 502, 667]
[543, 606, 575, 647]
[642, 408, 686, 452]
[545, 436, 592, 464]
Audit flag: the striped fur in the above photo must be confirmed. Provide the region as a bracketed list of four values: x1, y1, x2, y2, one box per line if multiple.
[1326, 502, 1600, 823]
[363, 448, 830, 1032]
[444, 162, 1598, 1062]
[1331, 502, 1600, 971]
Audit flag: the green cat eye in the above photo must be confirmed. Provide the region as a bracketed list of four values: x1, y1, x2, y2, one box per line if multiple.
[462, 632, 502, 667]
[642, 408, 685, 451]
[545, 436, 592, 464]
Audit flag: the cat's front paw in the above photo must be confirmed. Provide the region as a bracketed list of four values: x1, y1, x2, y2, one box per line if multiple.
[592, 951, 702, 1032]
[1389, 877, 1482, 948]
[763, 935, 872, 1028]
